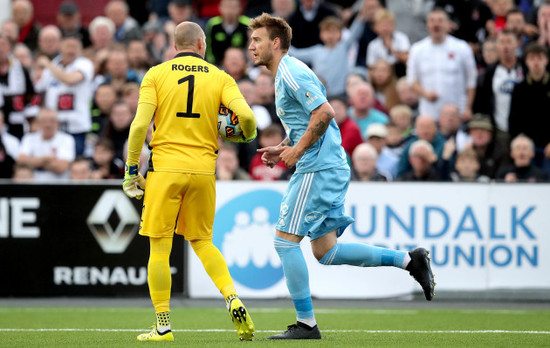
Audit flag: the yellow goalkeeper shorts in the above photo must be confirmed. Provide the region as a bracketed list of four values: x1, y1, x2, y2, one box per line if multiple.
[140, 171, 215, 240]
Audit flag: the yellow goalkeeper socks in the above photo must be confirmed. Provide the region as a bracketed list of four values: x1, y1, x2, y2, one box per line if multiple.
[156, 311, 171, 334]
[148, 237, 173, 314]
[190, 239, 236, 299]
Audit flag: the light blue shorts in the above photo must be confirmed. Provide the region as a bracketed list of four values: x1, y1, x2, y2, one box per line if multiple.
[276, 165, 355, 240]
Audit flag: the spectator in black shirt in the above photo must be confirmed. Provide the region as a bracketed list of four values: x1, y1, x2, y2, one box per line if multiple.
[497, 134, 549, 182]
[12, 0, 40, 52]
[435, 0, 492, 50]
[397, 139, 439, 181]
[91, 138, 124, 179]
[205, 0, 250, 65]
[467, 113, 510, 179]
[101, 100, 132, 162]
[57, 1, 91, 48]
[473, 29, 525, 143]
[0, 34, 37, 139]
[351, 0, 381, 66]
[509, 42, 550, 173]
[287, 0, 337, 49]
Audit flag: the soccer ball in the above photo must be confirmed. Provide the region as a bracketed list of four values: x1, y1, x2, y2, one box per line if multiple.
[217, 105, 243, 141]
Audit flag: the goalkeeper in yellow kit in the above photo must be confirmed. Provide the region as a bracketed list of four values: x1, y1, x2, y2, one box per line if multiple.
[122, 21, 257, 342]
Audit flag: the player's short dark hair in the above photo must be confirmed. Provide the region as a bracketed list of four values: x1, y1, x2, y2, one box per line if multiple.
[249, 13, 292, 51]
[523, 42, 549, 59]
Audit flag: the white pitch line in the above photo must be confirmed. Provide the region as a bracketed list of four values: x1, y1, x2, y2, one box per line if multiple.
[0, 308, 534, 315]
[0, 329, 548, 334]
[315, 309, 419, 315]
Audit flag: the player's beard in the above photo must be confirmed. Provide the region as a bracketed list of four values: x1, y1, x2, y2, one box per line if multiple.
[256, 50, 274, 69]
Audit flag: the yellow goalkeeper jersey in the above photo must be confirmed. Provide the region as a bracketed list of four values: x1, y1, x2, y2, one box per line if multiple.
[137, 52, 254, 174]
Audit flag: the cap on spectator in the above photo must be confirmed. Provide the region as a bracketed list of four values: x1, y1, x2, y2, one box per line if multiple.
[59, 1, 78, 15]
[366, 123, 388, 139]
[467, 113, 493, 132]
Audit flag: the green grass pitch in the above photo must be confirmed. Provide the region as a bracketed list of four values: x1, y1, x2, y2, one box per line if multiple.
[0, 306, 549, 347]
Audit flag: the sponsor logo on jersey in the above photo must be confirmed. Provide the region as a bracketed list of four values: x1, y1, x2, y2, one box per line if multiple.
[304, 91, 318, 106]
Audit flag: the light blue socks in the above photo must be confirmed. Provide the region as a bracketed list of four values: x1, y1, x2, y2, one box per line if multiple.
[274, 237, 314, 320]
[319, 242, 408, 268]
[274, 237, 408, 325]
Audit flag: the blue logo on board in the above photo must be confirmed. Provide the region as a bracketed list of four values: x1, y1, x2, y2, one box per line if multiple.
[213, 190, 284, 289]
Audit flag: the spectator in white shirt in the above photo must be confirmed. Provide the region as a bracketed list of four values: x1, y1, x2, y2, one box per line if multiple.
[36, 36, 94, 156]
[407, 8, 477, 122]
[17, 108, 75, 181]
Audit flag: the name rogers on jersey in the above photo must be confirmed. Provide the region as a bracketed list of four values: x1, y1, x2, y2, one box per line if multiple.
[171, 64, 210, 73]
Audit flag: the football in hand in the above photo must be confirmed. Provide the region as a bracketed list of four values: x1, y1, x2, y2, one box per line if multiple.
[217, 105, 243, 141]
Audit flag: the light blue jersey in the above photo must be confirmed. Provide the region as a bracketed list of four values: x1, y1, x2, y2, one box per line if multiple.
[274, 54, 353, 239]
[275, 54, 348, 174]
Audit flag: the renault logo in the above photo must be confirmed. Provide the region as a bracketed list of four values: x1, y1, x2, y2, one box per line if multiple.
[86, 190, 140, 254]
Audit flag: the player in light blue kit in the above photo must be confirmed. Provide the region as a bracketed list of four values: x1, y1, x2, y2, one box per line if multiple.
[249, 14, 436, 340]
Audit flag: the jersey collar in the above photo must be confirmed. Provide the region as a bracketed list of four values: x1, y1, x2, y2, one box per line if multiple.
[174, 52, 204, 60]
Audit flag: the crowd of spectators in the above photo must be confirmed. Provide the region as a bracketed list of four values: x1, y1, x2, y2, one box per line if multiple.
[1, 0, 549, 184]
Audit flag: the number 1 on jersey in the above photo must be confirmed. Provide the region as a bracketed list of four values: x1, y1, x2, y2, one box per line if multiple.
[176, 75, 200, 118]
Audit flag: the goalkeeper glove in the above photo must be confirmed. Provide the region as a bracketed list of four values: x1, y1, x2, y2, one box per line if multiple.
[123, 164, 147, 199]
[228, 129, 257, 144]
